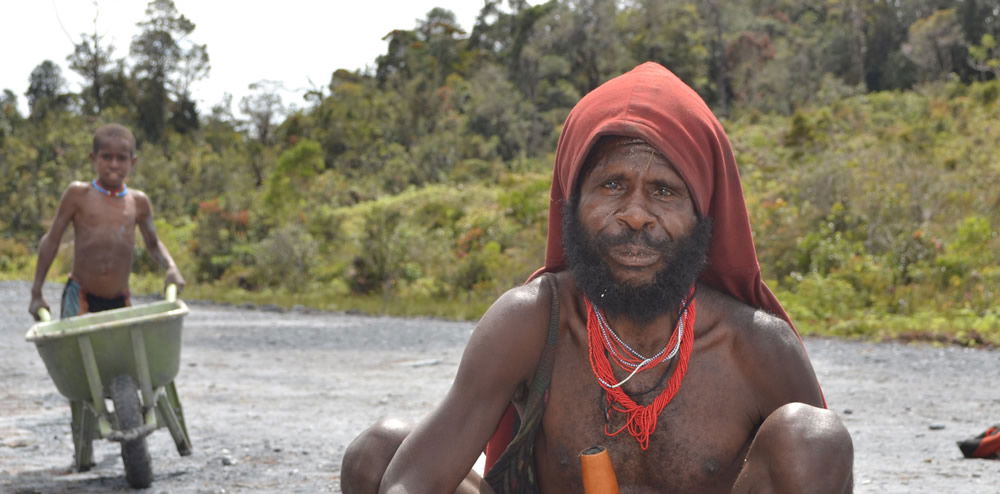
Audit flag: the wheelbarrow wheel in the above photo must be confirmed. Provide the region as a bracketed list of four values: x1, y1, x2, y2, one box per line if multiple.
[110, 375, 153, 488]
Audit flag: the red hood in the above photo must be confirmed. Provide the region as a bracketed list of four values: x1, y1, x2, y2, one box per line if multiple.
[532, 61, 796, 331]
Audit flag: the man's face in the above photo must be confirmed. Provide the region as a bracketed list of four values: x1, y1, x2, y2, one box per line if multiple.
[91, 136, 136, 189]
[563, 137, 712, 323]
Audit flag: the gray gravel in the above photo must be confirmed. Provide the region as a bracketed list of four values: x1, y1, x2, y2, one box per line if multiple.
[1, 280, 997, 493]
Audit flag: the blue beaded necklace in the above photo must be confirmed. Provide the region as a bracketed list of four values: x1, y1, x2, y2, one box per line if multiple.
[91, 179, 128, 197]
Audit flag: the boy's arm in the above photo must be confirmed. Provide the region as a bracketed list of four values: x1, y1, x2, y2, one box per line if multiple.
[135, 192, 185, 292]
[29, 184, 82, 319]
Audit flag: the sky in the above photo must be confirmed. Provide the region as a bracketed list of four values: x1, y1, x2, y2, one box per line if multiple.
[2, 0, 487, 115]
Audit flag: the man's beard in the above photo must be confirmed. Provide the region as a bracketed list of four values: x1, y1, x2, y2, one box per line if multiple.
[562, 205, 713, 325]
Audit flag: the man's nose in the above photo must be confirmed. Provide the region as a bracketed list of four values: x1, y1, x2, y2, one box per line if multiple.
[615, 194, 655, 232]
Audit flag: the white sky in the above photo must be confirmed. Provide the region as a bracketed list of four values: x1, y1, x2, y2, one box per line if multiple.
[2, 0, 487, 116]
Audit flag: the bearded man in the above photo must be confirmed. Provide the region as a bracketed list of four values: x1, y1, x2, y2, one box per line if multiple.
[341, 62, 854, 493]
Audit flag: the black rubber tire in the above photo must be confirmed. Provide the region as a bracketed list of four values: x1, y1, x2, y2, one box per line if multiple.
[110, 375, 153, 488]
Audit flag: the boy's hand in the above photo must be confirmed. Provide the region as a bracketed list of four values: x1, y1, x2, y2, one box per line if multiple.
[165, 267, 186, 294]
[29, 296, 50, 321]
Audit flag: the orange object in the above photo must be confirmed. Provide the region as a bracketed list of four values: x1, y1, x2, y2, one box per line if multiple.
[580, 446, 620, 494]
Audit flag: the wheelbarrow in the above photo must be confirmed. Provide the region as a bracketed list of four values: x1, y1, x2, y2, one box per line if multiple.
[25, 285, 192, 488]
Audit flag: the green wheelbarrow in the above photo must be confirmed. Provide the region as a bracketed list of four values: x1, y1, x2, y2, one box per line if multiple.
[25, 285, 192, 488]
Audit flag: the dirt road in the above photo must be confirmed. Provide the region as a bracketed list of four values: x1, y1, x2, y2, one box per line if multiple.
[1, 280, 997, 493]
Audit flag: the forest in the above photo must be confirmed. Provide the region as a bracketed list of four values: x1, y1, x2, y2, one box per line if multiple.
[1, 0, 998, 345]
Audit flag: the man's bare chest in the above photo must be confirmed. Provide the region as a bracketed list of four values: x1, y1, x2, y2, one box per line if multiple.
[534, 342, 761, 493]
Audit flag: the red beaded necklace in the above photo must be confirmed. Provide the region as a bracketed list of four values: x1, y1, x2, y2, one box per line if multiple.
[585, 290, 696, 450]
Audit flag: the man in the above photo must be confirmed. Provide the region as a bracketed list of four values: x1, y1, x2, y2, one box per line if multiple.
[341, 62, 853, 493]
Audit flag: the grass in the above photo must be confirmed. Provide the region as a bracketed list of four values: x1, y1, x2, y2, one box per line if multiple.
[5, 266, 996, 347]
[129, 273, 492, 321]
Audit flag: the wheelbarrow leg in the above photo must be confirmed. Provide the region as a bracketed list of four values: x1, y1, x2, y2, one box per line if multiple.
[156, 381, 192, 456]
[70, 400, 97, 471]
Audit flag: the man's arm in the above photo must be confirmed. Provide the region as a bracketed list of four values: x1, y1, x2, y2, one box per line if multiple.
[135, 192, 185, 292]
[29, 184, 81, 319]
[744, 309, 826, 411]
[379, 277, 555, 494]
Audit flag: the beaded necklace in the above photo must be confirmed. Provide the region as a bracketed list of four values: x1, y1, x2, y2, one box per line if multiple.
[586, 287, 696, 450]
[91, 179, 128, 197]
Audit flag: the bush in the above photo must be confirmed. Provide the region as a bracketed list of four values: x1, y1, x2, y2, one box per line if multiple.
[252, 222, 318, 291]
[0, 237, 30, 275]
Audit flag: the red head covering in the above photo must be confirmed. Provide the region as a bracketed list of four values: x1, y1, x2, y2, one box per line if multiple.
[533, 61, 795, 324]
[485, 62, 814, 472]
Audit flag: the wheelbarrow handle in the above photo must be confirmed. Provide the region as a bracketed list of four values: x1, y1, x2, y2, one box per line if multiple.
[165, 284, 177, 302]
[36, 307, 52, 322]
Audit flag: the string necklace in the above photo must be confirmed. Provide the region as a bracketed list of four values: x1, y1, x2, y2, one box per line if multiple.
[91, 179, 128, 197]
[586, 287, 696, 450]
[592, 303, 683, 387]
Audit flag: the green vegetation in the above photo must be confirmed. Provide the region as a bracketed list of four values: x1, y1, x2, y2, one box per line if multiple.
[2, 0, 998, 345]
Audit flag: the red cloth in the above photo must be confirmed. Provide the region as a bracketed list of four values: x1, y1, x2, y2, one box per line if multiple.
[484, 62, 819, 473]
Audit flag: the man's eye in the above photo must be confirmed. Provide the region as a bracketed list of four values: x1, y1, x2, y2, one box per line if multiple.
[604, 180, 621, 191]
[655, 186, 672, 196]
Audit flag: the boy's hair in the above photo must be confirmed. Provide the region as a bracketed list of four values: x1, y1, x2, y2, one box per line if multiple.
[92, 124, 137, 156]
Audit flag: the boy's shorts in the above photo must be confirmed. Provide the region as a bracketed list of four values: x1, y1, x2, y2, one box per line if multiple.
[60, 278, 130, 318]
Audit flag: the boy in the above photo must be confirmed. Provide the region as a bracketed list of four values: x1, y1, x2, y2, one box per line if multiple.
[29, 123, 184, 321]
[27, 123, 187, 472]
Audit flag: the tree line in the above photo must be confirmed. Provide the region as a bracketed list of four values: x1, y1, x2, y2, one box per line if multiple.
[1, 0, 997, 342]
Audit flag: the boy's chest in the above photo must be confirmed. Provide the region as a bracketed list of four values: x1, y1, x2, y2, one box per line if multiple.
[75, 196, 138, 236]
[535, 343, 760, 493]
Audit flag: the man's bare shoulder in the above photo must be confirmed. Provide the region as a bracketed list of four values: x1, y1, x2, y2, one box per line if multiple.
[478, 275, 553, 337]
[697, 285, 799, 352]
[472, 276, 556, 355]
[697, 285, 822, 406]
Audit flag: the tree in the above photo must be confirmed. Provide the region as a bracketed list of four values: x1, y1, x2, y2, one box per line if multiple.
[902, 9, 966, 80]
[67, 6, 118, 115]
[25, 61, 71, 120]
[468, 0, 558, 99]
[240, 80, 285, 186]
[0, 90, 21, 141]
[416, 7, 468, 86]
[968, 33, 1000, 79]
[376, 29, 421, 86]
[523, 0, 628, 97]
[623, 0, 711, 95]
[130, 0, 209, 140]
[955, 0, 1000, 80]
[824, 0, 869, 87]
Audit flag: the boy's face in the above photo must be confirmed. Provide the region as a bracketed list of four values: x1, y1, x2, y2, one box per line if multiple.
[91, 136, 136, 189]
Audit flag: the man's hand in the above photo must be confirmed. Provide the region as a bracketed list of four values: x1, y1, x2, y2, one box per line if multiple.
[165, 267, 186, 294]
[29, 295, 50, 321]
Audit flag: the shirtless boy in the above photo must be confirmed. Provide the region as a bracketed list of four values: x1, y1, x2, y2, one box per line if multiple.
[29, 123, 184, 321]
[28, 123, 186, 471]
[341, 63, 853, 493]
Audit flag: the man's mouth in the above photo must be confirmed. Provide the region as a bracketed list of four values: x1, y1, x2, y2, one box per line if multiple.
[607, 244, 661, 267]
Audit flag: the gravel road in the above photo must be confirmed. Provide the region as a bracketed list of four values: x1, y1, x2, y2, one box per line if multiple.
[1, 280, 997, 493]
